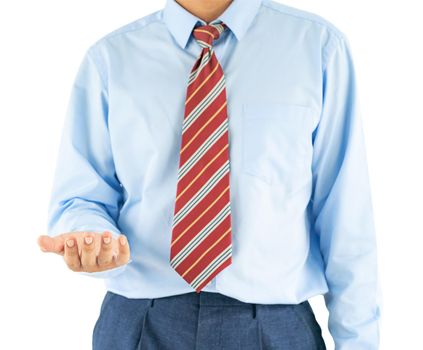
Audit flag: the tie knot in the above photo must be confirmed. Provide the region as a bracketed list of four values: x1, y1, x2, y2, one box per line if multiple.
[192, 21, 228, 49]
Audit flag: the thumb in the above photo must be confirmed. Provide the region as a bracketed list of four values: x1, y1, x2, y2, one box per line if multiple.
[37, 234, 66, 255]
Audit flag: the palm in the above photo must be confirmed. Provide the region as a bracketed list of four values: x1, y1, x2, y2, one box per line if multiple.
[37, 231, 130, 272]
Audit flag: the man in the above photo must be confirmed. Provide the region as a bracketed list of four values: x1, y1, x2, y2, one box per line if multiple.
[38, 0, 381, 348]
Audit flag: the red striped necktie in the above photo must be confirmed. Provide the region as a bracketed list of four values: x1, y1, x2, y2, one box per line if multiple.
[170, 21, 233, 292]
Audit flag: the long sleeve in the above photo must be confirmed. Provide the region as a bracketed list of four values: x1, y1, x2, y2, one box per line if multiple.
[46, 45, 128, 278]
[310, 34, 382, 349]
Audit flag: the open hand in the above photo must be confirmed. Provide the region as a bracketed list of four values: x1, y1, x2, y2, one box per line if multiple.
[37, 231, 131, 273]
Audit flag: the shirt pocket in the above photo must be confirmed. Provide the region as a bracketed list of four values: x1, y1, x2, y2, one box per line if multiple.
[241, 102, 314, 189]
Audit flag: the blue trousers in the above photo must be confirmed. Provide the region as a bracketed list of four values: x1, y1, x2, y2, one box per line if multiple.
[93, 291, 326, 349]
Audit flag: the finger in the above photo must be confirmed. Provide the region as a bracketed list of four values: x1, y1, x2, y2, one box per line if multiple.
[116, 235, 130, 266]
[37, 234, 65, 255]
[63, 238, 82, 271]
[97, 231, 115, 267]
[80, 233, 98, 272]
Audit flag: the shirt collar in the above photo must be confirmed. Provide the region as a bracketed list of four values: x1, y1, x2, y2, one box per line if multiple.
[163, 0, 263, 50]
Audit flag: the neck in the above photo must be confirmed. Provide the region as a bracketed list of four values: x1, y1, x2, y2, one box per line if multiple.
[175, 0, 233, 23]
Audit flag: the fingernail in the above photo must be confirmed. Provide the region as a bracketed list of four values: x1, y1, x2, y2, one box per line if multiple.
[103, 236, 111, 244]
[66, 239, 75, 248]
[119, 236, 127, 245]
[84, 236, 93, 245]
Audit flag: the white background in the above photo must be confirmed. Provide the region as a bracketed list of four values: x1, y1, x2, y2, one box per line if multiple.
[0, 0, 422, 349]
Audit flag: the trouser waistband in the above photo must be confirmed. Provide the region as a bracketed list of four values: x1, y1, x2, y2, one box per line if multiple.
[147, 291, 305, 319]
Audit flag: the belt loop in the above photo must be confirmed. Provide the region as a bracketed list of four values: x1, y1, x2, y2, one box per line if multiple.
[150, 298, 155, 307]
[252, 303, 256, 319]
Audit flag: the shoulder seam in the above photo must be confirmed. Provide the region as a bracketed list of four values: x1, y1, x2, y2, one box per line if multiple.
[261, 1, 346, 71]
[85, 10, 163, 89]
[322, 34, 344, 72]
[94, 11, 163, 45]
[86, 47, 108, 92]
[261, 1, 345, 42]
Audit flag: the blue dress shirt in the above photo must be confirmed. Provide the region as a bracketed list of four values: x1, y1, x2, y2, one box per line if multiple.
[46, 0, 381, 348]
